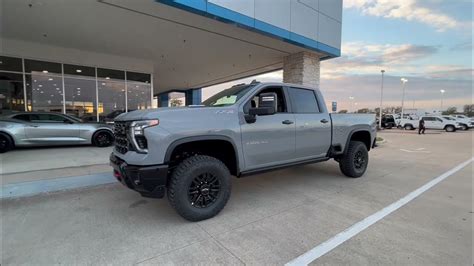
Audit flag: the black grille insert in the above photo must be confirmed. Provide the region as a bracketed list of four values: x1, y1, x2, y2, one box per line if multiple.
[114, 121, 130, 154]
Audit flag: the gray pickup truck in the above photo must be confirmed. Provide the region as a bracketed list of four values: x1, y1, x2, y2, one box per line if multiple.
[110, 82, 377, 221]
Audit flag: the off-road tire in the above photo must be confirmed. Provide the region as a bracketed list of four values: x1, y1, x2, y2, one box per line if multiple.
[445, 125, 455, 132]
[339, 141, 369, 178]
[0, 133, 13, 153]
[168, 155, 231, 221]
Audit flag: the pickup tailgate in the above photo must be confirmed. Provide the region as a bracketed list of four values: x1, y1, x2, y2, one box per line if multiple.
[329, 113, 377, 151]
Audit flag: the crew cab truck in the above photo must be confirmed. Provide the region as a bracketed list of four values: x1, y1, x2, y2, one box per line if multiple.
[110, 82, 377, 221]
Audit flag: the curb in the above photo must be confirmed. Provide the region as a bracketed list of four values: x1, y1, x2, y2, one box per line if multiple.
[1, 172, 115, 199]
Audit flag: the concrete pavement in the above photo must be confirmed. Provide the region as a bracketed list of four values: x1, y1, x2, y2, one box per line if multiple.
[1, 130, 472, 265]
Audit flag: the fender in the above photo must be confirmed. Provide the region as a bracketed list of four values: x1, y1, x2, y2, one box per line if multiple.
[164, 135, 240, 172]
[343, 127, 373, 154]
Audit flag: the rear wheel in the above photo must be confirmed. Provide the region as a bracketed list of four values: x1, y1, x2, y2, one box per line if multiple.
[0, 133, 13, 153]
[168, 155, 231, 221]
[93, 131, 114, 147]
[404, 124, 413, 130]
[445, 125, 455, 132]
[339, 141, 369, 178]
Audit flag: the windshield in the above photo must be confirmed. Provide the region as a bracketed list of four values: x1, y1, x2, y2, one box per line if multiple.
[443, 117, 455, 120]
[202, 84, 255, 107]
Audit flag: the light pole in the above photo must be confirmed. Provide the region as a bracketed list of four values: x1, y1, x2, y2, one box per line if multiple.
[349, 96, 354, 112]
[379, 70, 385, 129]
[440, 89, 445, 110]
[400, 78, 408, 123]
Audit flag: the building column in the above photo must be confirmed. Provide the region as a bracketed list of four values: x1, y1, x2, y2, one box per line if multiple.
[185, 88, 202, 106]
[283, 51, 320, 88]
[158, 93, 169, 107]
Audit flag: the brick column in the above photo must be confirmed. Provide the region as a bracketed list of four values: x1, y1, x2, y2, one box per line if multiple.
[283, 52, 320, 88]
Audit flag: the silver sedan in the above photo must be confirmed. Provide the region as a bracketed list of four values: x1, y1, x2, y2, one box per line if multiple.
[0, 112, 114, 153]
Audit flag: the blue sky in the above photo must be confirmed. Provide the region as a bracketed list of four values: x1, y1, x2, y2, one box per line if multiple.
[203, 0, 472, 111]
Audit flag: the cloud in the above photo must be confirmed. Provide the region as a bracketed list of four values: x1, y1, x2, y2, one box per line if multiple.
[321, 42, 440, 79]
[344, 0, 460, 32]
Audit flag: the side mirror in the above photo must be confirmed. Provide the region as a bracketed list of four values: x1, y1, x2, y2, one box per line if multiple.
[245, 92, 277, 123]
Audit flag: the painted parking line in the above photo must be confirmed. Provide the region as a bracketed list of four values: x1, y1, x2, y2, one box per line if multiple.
[286, 157, 474, 266]
[1, 172, 116, 199]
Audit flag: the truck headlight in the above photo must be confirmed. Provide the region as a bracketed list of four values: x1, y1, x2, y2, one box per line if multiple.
[130, 120, 159, 153]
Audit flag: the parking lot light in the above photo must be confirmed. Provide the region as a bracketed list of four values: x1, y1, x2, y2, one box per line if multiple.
[400, 78, 408, 124]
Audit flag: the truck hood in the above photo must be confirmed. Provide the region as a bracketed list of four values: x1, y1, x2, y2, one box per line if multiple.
[114, 106, 236, 122]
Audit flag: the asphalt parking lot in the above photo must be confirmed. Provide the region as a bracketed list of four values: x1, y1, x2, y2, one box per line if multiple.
[1, 130, 473, 265]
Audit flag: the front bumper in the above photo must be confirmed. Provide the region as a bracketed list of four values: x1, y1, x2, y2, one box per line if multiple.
[110, 153, 168, 198]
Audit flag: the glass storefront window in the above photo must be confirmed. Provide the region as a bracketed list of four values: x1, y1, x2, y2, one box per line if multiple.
[0, 56, 23, 72]
[25, 74, 63, 113]
[127, 82, 151, 111]
[0, 56, 152, 119]
[0, 72, 24, 115]
[64, 76, 97, 121]
[98, 79, 126, 123]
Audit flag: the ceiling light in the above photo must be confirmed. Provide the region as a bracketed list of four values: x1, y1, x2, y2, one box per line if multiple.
[101, 83, 106, 85]
[105, 77, 110, 80]
[42, 70, 48, 73]
[56, 88, 60, 90]
[76, 69, 82, 73]
[34, 80, 37, 82]
[0, 61, 3, 64]
[38, 85, 43, 87]
[48, 78, 53, 81]
[77, 88, 81, 90]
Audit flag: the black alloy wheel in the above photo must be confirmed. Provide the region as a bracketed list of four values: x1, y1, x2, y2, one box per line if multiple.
[94, 131, 113, 147]
[353, 150, 367, 170]
[188, 173, 221, 208]
[0, 134, 13, 153]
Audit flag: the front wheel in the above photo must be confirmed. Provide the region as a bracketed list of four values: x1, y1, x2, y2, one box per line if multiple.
[0, 133, 13, 153]
[93, 131, 114, 147]
[404, 124, 414, 130]
[445, 125, 455, 132]
[339, 141, 369, 178]
[460, 124, 468, 131]
[168, 155, 231, 221]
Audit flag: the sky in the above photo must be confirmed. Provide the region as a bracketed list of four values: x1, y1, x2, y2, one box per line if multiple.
[200, 0, 473, 112]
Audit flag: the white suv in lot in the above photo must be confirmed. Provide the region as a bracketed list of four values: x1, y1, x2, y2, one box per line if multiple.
[451, 115, 473, 130]
[420, 116, 462, 132]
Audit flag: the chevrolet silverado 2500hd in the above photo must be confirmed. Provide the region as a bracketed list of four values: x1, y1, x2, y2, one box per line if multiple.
[110, 82, 377, 221]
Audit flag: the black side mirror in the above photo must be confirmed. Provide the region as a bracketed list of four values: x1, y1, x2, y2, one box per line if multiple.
[245, 92, 277, 123]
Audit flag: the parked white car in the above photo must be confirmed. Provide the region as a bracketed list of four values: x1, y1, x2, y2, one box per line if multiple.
[400, 115, 461, 132]
[450, 115, 473, 130]
[420, 116, 462, 132]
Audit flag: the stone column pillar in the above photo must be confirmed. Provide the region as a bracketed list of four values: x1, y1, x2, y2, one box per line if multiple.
[283, 52, 320, 88]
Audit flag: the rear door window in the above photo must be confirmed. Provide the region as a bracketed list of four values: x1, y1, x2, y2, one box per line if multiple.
[288, 88, 320, 113]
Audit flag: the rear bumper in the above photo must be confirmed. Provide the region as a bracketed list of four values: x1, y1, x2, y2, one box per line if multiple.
[110, 153, 168, 198]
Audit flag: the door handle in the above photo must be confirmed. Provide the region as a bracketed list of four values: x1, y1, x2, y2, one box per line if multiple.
[320, 119, 329, 123]
[282, 120, 294, 125]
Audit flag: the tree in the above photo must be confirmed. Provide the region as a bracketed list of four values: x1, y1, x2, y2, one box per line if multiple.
[463, 104, 474, 116]
[169, 98, 183, 107]
[338, 109, 348, 113]
[442, 106, 457, 115]
[357, 108, 370, 113]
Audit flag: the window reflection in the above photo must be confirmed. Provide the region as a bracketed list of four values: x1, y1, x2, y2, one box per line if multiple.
[98, 79, 125, 123]
[128, 82, 151, 111]
[26, 73, 63, 113]
[64, 76, 97, 121]
[0, 72, 24, 114]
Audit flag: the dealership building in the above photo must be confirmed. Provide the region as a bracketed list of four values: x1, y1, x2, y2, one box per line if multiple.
[1, 0, 342, 121]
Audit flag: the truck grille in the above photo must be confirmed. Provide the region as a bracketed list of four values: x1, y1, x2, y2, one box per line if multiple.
[114, 121, 130, 154]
